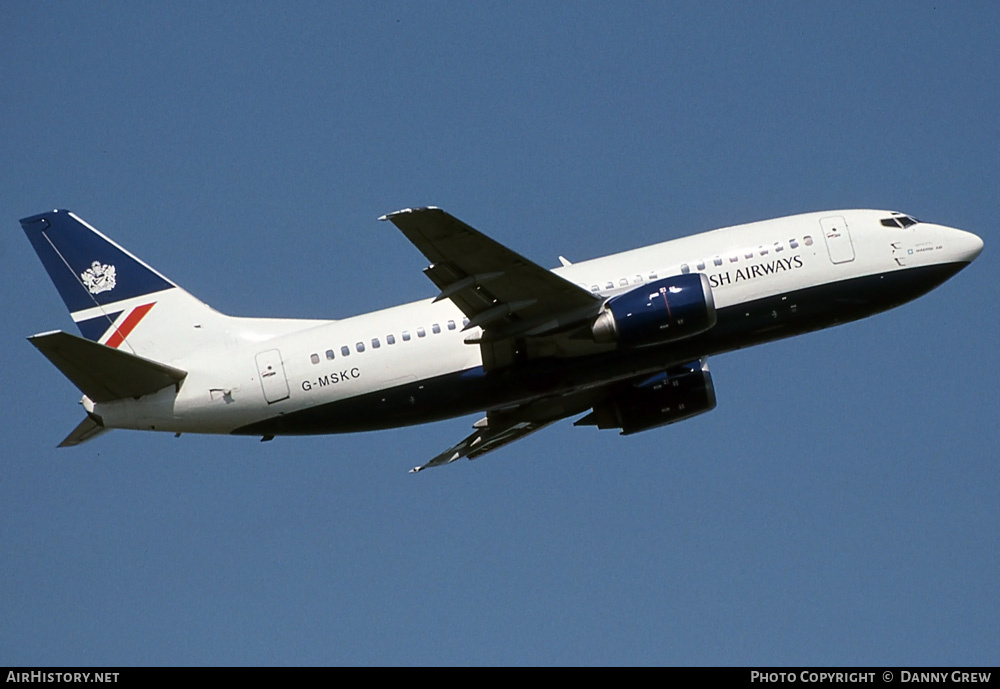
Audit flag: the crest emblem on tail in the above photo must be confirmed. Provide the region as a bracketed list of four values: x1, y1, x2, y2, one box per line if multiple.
[81, 261, 116, 294]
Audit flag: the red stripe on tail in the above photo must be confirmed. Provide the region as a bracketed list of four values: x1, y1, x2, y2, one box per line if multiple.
[105, 302, 155, 349]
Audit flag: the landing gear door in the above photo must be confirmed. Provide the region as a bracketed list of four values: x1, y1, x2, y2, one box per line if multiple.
[820, 216, 855, 264]
[255, 349, 290, 404]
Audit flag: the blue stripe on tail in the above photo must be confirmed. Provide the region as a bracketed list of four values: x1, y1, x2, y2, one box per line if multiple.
[20, 210, 174, 315]
[76, 311, 124, 341]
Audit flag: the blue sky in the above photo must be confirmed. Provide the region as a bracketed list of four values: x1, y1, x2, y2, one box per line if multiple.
[2, 3, 997, 666]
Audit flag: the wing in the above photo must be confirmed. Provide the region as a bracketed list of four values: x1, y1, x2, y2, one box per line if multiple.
[380, 207, 602, 343]
[409, 417, 555, 473]
[409, 389, 602, 473]
[409, 360, 718, 473]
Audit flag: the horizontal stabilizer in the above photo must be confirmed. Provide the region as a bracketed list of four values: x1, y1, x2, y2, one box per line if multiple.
[29, 330, 187, 403]
[58, 416, 111, 447]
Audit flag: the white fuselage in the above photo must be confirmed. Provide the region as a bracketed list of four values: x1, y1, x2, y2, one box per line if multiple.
[88, 209, 982, 436]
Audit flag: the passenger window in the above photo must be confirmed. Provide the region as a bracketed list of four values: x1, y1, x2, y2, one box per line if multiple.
[696, 261, 706, 271]
[619, 278, 628, 287]
[447, 320, 456, 330]
[649, 272, 658, 280]
[804, 236, 814, 246]
[590, 285, 600, 293]
[774, 243, 784, 252]
[387, 334, 396, 345]
[605, 281, 614, 290]
[635, 275, 643, 283]
[789, 239, 799, 249]
[417, 327, 426, 338]
[310, 353, 319, 364]
[759, 246, 768, 256]
[432, 323, 441, 334]
[341, 345, 350, 357]
[356, 342, 365, 353]
[745, 251, 754, 259]
[462, 318, 470, 327]
[371, 338, 380, 349]
[680, 264, 690, 274]
[402, 331, 411, 342]
[713, 256, 723, 267]
[325, 349, 335, 360]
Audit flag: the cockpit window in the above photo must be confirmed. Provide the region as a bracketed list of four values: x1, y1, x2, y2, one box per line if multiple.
[882, 214, 919, 229]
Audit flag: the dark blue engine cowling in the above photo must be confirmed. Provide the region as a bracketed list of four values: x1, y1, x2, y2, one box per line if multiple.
[591, 273, 716, 347]
[575, 359, 716, 435]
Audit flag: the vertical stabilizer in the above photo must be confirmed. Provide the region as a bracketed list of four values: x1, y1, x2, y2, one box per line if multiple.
[20, 210, 228, 362]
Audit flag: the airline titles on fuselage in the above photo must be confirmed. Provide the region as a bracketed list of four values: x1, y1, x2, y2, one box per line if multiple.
[706, 254, 804, 289]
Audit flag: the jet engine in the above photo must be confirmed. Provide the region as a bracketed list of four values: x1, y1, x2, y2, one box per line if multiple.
[575, 359, 716, 435]
[591, 273, 716, 347]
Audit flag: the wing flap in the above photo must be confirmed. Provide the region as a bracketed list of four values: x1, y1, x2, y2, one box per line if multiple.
[29, 330, 187, 403]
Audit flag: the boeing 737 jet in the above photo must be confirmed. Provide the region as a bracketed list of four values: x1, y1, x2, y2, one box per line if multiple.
[20, 207, 982, 472]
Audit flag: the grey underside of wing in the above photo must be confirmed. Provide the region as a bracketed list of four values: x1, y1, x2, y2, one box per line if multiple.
[409, 388, 604, 473]
[410, 419, 555, 473]
[381, 207, 601, 340]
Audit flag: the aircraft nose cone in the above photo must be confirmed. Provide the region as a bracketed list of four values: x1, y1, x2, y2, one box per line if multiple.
[953, 228, 984, 264]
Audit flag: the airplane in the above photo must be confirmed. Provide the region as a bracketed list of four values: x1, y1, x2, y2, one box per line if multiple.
[20, 206, 983, 472]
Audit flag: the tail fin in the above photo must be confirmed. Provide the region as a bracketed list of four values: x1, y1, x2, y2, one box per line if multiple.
[21, 209, 226, 362]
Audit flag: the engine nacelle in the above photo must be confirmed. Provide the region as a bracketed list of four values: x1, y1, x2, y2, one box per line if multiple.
[591, 273, 716, 347]
[576, 359, 716, 435]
